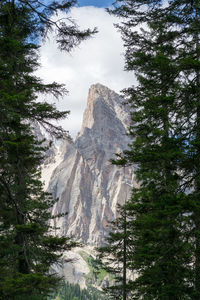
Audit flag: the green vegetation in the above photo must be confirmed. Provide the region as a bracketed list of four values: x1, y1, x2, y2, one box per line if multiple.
[78, 250, 114, 288]
[98, 206, 133, 299]
[49, 281, 106, 300]
[99, 0, 200, 299]
[0, 1, 95, 299]
[2, 0, 200, 299]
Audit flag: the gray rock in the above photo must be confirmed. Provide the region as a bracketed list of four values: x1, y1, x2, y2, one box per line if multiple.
[47, 83, 136, 246]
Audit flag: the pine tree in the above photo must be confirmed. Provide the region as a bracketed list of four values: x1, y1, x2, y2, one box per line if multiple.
[98, 1, 198, 299]
[0, 1, 95, 298]
[166, 1, 200, 298]
[98, 204, 133, 300]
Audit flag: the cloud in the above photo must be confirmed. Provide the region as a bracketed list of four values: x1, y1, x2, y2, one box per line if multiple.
[36, 6, 134, 138]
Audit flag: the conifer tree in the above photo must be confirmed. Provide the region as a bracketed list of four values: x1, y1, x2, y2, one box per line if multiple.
[98, 1, 199, 299]
[0, 1, 95, 298]
[166, 1, 200, 297]
[98, 204, 133, 300]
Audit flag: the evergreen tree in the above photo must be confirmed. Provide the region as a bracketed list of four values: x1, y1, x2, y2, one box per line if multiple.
[49, 281, 106, 300]
[98, 204, 133, 300]
[166, 1, 200, 298]
[98, 1, 200, 299]
[0, 1, 95, 298]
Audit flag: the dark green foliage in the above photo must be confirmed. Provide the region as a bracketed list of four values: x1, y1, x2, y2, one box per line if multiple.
[78, 250, 113, 289]
[0, 1, 94, 299]
[97, 205, 133, 300]
[49, 281, 106, 300]
[99, 0, 200, 299]
[0, 0, 97, 52]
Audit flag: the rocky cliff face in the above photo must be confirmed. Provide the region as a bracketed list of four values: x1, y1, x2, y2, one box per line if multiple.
[47, 83, 136, 245]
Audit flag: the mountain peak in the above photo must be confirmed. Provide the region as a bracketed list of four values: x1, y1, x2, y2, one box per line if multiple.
[48, 84, 134, 246]
[88, 83, 119, 106]
[80, 83, 123, 135]
[89, 83, 112, 93]
[90, 82, 107, 89]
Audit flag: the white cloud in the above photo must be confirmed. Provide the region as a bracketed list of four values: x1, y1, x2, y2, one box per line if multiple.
[36, 6, 135, 138]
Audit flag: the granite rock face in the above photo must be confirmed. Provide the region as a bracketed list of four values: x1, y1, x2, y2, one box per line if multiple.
[47, 83, 136, 245]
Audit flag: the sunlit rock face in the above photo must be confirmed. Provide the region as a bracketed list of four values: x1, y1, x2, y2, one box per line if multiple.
[47, 83, 136, 245]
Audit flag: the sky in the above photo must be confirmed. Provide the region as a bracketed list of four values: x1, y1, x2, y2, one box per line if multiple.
[36, 1, 134, 138]
[78, 0, 113, 7]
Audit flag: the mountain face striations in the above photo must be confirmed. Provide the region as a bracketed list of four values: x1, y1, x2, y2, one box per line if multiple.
[47, 83, 136, 245]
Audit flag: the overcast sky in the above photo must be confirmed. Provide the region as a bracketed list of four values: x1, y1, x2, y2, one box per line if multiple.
[36, 1, 134, 138]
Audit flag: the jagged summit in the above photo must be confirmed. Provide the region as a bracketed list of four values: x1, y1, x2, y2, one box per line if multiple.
[80, 83, 128, 135]
[89, 82, 110, 91]
[46, 84, 135, 245]
[89, 83, 119, 99]
[87, 83, 122, 108]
